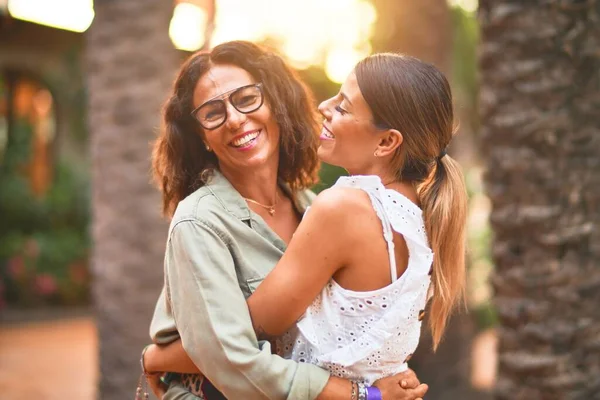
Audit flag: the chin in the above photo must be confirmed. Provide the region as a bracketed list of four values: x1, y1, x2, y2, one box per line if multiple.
[242, 147, 278, 168]
[317, 147, 336, 165]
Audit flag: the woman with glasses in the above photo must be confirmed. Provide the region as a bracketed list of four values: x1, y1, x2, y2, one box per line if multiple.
[146, 41, 428, 400]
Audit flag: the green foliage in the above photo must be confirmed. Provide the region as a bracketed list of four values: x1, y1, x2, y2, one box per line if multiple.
[313, 163, 347, 193]
[450, 6, 479, 109]
[0, 119, 90, 308]
[450, 6, 480, 135]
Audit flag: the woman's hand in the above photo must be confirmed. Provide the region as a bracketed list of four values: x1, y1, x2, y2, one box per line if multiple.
[373, 369, 428, 400]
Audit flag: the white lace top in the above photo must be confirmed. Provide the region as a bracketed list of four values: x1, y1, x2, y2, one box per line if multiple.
[277, 175, 434, 385]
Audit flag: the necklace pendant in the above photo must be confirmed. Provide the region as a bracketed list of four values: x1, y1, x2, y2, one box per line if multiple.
[268, 208, 275, 216]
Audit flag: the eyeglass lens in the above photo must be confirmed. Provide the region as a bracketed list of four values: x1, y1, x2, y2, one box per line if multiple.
[196, 85, 263, 129]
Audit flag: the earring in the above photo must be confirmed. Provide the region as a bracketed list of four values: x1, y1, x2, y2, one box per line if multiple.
[205, 144, 211, 152]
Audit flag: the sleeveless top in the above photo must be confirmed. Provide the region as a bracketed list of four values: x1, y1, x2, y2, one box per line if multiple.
[277, 175, 435, 385]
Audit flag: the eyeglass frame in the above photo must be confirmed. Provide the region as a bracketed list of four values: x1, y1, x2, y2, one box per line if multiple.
[190, 83, 265, 130]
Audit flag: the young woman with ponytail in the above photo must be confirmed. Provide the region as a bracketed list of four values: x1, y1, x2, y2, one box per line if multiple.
[145, 50, 465, 399]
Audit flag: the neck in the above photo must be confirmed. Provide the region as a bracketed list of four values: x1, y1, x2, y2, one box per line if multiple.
[220, 159, 280, 204]
[347, 164, 418, 202]
[346, 164, 397, 186]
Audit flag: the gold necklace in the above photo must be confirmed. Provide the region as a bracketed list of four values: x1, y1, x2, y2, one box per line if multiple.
[243, 193, 278, 216]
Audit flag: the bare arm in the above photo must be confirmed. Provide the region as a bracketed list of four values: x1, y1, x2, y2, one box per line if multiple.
[162, 219, 330, 399]
[152, 370, 429, 400]
[247, 188, 357, 337]
[144, 339, 198, 374]
[146, 195, 429, 399]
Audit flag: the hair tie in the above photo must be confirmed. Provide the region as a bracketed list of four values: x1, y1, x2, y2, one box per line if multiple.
[437, 148, 447, 161]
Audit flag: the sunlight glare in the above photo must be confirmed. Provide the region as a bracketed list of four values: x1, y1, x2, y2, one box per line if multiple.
[325, 47, 368, 84]
[448, 0, 478, 13]
[7, 0, 94, 33]
[208, 0, 377, 78]
[169, 2, 208, 52]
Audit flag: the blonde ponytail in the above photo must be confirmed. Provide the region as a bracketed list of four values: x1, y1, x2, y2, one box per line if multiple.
[354, 53, 467, 349]
[417, 154, 468, 350]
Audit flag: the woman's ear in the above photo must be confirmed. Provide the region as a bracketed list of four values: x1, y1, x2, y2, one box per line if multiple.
[376, 129, 403, 157]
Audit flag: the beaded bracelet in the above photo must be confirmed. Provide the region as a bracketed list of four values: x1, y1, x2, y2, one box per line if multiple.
[350, 381, 358, 400]
[135, 345, 151, 400]
[357, 382, 366, 400]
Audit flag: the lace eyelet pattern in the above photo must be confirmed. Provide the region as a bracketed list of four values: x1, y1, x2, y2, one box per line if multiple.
[278, 175, 435, 385]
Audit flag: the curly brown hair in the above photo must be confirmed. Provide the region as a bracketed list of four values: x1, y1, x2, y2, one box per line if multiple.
[152, 41, 321, 217]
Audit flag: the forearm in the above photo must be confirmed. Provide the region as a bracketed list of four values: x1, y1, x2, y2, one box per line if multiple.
[145, 340, 200, 374]
[316, 376, 353, 400]
[167, 220, 331, 399]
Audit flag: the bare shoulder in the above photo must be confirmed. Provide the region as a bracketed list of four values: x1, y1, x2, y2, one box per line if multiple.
[299, 186, 380, 253]
[307, 186, 373, 223]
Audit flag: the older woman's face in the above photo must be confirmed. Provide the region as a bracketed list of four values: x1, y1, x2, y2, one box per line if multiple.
[193, 64, 280, 174]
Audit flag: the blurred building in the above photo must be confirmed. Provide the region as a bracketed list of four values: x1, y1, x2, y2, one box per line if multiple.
[0, 2, 87, 187]
[0, 3, 88, 309]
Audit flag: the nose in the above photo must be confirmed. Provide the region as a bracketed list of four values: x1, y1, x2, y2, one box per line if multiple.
[318, 97, 333, 121]
[224, 101, 247, 131]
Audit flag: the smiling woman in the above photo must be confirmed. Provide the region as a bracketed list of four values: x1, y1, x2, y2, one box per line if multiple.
[153, 40, 320, 217]
[149, 40, 330, 399]
[146, 41, 428, 400]
[192, 65, 281, 171]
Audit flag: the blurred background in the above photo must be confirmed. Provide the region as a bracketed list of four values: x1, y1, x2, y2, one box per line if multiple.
[1, 0, 597, 399]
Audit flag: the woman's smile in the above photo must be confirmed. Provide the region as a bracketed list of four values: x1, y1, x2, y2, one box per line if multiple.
[229, 129, 262, 151]
[320, 125, 335, 141]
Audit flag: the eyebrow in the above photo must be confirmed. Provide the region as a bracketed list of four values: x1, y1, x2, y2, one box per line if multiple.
[340, 92, 353, 107]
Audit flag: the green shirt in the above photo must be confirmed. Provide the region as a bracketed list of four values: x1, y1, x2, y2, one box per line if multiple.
[150, 170, 330, 399]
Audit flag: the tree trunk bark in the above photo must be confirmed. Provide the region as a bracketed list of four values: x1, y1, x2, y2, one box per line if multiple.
[86, 1, 180, 398]
[479, 1, 600, 399]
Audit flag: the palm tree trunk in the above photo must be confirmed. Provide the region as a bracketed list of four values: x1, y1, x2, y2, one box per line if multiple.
[86, 1, 180, 398]
[479, 1, 600, 398]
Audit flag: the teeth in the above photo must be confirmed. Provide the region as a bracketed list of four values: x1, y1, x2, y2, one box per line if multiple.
[322, 128, 334, 139]
[232, 131, 259, 147]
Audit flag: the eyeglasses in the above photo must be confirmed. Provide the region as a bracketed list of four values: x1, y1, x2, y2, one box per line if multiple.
[191, 83, 264, 130]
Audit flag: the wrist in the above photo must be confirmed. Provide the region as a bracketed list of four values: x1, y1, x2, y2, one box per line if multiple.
[355, 382, 382, 400]
[141, 344, 152, 374]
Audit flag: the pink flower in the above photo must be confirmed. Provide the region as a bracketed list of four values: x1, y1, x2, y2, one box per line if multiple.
[34, 273, 58, 296]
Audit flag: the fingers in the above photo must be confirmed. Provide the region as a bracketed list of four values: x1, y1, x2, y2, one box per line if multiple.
[399, 375, 420, 389]
[410, 383, 428, 398]
[402, 368, 419, 384]
[398, 383, 429, 400]
[398, 368, 420, 389]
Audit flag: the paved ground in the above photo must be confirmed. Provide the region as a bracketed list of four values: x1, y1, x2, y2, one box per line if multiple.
[0, 316, 97, 400]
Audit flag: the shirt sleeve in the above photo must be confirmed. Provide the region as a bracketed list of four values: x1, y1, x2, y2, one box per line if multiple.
[164, 218, 330, 400]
